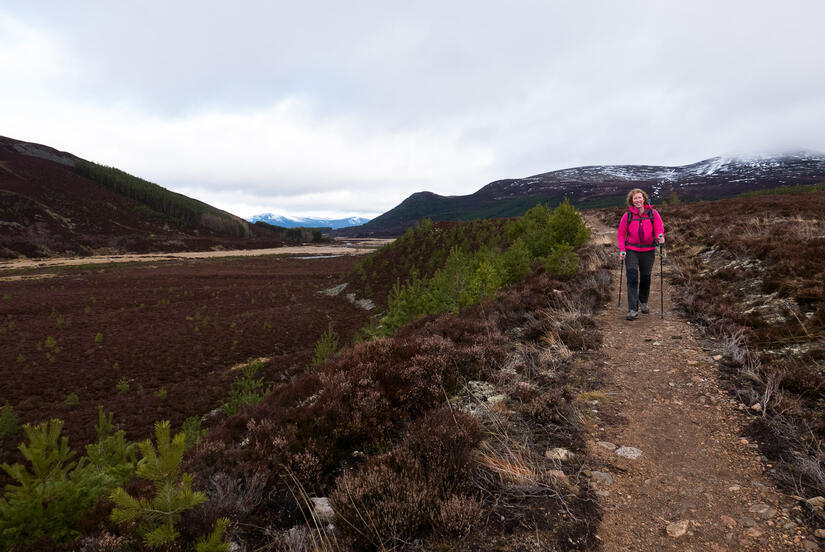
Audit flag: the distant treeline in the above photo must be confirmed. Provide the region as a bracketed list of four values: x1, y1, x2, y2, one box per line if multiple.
[252, 221, 324, 242]
[738, 182, 825, 198]
[75, 160, 248, 237]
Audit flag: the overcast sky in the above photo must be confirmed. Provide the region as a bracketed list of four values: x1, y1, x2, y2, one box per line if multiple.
[2, 1, 824, 219]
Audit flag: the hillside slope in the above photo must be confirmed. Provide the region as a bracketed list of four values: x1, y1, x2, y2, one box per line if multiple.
[0, 136, 287, 258]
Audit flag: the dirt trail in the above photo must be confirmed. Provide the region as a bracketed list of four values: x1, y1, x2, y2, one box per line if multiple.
[584, 216, 818, 551]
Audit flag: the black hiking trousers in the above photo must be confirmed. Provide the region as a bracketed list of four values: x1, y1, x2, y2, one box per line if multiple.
[625, 249, 655, 311]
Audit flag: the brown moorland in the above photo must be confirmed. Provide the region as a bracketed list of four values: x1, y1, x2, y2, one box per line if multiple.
[0, 255, 372, 453]
[5, 192, 825, 551]
[1, 209, 613, 551]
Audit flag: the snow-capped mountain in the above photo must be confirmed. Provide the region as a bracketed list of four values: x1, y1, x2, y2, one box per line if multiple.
[338, 151, 825, 236]
[249, 213, 370, 229]
[482, 151, 825, 202]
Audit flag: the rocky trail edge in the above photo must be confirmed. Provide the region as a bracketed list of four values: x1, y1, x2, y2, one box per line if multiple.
[582, 216, 821, 551]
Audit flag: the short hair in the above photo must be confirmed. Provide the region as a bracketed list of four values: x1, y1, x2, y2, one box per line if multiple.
[626, 188, 649, 207]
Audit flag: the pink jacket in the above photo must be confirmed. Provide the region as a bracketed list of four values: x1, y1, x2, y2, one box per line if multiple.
[617, 205, 664, 252]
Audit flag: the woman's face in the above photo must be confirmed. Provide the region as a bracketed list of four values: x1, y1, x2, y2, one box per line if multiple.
[632, 193, 645, 209]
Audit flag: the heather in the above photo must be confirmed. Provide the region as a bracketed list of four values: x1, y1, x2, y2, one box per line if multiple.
[0, 202, 611, 550]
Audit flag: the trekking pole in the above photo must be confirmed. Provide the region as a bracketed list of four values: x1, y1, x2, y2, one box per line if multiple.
[659, 242, 665, 319]
[616, 255, 624, 307]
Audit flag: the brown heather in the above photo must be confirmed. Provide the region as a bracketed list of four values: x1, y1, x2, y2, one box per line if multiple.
[181, 231, 612, 550]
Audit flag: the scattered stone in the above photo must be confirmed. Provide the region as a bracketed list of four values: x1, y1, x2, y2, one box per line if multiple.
[744, 527, 764, 538]
[751, 403, 763, 412]
[784, 521, 798, 530]
[803, 541, 819, 552]
[671, 335, 683, 339]
[595, 490, 610, 497]
[546, 448, 574, 462]
[720, 515, 737, 528]
[597, 441, 617, 451]
[321, 283, 347, 296]
[740, 517, 758, 528]
[807, 496, 825, 509]
[666, 520, 690, 538]
[815, 528, 825, 538]
[728, 485, 741, 492]
[591, 471, 614, 485]
[749, 504, 777, 519]
[311, 497, 335, 524]
[487, 394, 507, 406]
[740, 439, 750, 445]
[713, 354, 723, 361]
[547, 469, 567, 480]
[616, 446, 643, 459]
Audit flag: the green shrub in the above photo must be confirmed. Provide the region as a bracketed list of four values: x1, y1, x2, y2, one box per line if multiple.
[116, 377, 130, 394]
[182, 416, 207, 450]
[221, 361, 269, 416]
[547, 198, 590, 248]
[85, 407, 137, 490]
[196, 518, 231, 552]
[0, 403, 19, 451]
[543, 242, 579, 278]
[94, 332, 104, 344]
[65, 392, 80, 407]
[374, 201, 589, 336]
[459, 259, 501, 307]
[498, 237, 532, 284]
[0, 419, 106, 547]
[514, 203, 556, 257]
[311, 326, 340, 367]
[110, 420, 207, 548]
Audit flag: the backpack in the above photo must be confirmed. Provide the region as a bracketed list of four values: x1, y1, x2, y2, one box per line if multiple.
[625, 208, 657, 248]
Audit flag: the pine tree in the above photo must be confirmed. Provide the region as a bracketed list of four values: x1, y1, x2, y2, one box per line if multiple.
[110, 420, 207, 548]
[0, 419, 104, 546]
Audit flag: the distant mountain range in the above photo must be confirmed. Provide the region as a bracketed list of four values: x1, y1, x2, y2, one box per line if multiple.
[249, 213, 370, 229]
[335, 152, 825, 236]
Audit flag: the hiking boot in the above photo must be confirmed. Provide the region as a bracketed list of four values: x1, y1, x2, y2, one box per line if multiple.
[626, 310, 638, 320]
[640, 303, 649, 314]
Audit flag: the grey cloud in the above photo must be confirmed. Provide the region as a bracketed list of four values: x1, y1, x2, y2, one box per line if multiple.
[2, 1, 825, 217]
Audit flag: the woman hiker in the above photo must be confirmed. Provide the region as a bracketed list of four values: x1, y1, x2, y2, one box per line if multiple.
[617, 188, 665, 320]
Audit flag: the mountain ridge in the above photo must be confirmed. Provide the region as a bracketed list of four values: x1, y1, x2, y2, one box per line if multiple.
[249, 213, 370, 229]
[334, 151, 825, 236]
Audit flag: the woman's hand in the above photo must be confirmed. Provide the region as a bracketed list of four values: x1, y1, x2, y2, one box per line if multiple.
[658, 234, 665, 244]
[620, 250, 626, 259]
